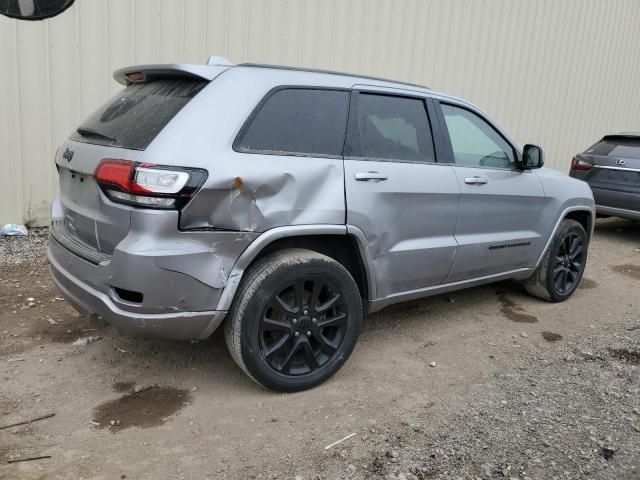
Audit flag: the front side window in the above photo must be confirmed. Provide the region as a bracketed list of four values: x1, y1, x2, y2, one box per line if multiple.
[345, 93, 435, 163]
[441, 104, 515, 168]
[235, 88, 349, 157]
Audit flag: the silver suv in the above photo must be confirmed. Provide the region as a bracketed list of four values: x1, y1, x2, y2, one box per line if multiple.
[49, 58, 595, 391]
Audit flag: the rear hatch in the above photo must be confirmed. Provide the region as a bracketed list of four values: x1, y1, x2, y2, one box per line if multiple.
[53, 70, 217, 257]
[578, 135, 640, 208]
[54, 142, 141, 256]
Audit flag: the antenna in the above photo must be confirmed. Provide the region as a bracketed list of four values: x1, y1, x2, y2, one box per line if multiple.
[206, 56, 233, 66]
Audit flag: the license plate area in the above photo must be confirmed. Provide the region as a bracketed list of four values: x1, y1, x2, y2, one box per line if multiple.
[603, 169, 639, 183]
[58, 167, 101, 248]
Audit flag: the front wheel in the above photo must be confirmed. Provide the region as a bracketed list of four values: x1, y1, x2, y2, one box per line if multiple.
[224, 249, 362, 392]
[524, 219, 588, 302]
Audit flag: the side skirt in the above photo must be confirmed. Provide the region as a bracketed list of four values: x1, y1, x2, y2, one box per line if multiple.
[368, 267, 532, 314]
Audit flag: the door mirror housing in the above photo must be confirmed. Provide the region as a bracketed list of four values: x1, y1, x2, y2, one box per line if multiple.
[0, 0, 75, 21]
[521, 144, 544, 169]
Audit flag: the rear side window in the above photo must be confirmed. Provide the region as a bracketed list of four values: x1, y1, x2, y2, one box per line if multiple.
[585, 137, 640, 159]
[70, 79, 207, 151]
[345, 93, 435, 163]
[235, 88, 349, 157]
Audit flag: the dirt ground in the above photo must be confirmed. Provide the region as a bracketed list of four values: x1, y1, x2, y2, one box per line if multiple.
[1, 219, 639, 480]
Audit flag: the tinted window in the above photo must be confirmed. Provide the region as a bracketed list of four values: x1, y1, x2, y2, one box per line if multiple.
[236, 88, 349, 157]
[585, 137, 640, 159]
[345, 93, 435, 162]
[442, 104, 515, 168]
[70, 79, 206, 150]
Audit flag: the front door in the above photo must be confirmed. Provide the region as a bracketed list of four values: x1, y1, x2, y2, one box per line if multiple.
[344, 90, 460, 299]
[435, 101, 546, 282]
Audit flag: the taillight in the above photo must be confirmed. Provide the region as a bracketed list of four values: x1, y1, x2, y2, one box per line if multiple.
[571, 156, 593, 171]
[94, 159, 207, 209]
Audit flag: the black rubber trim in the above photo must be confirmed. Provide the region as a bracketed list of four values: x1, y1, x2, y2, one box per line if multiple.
[50, 222, 111, 265]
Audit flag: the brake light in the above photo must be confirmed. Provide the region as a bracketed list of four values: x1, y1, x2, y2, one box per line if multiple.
[571, 157, 593, 171]
[127, 72, 145, 82]
[94, 159, 207, 209]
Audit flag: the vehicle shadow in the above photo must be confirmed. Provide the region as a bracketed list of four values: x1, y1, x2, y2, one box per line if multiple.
[363, 279, 529, 334]
[593, 217, 640, 242]
[99, 329, 262, 395]
[103, 280, 548, 393]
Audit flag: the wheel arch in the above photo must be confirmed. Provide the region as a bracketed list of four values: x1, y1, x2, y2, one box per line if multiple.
[564, 209, 594, 241]
[216, 225, 376, 312]
[534, 206, 595, 269]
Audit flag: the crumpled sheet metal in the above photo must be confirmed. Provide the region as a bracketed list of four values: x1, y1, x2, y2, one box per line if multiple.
[116, 210, 258, 291]
[180, 160, 345, 233]
[152, 233, 256, 289]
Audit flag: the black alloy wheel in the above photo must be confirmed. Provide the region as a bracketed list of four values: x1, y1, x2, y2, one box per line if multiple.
[260, 276, 348, 376]
[224, 249, 362, 392]
[552, 232, 585, 295]
[523, 219, 589, 302]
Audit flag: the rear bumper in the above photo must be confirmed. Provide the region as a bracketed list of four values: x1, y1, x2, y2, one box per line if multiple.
[46, 200, 260, 340]
[48, 246, 226, 340]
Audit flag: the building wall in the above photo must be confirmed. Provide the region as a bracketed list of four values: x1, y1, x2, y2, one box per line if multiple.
[1, 0, 639, 225]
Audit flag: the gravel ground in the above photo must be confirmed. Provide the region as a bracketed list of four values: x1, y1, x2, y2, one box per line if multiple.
[0, 219, 639, 480]
[326, 331, 640, 480]
[0, 227, 49, 269]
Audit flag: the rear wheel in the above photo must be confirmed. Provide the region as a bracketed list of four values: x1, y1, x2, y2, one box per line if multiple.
[524, 219, 588, 302]
[224, 249, 362, 392]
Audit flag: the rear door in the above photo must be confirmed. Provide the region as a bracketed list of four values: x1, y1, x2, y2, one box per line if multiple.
[579, 135, 640, 210]
[54, 77, 208, 254]
[344, 89, 460, 298]
[434, 100, 545, 282]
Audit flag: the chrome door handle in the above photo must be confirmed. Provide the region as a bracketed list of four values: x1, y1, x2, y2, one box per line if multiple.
[354, 172, 388, 182]
[464, 176, 488, 185]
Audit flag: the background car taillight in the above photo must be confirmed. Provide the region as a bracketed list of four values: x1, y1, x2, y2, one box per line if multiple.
[570, 156, 593, 171]
[94, 159, 207, 209]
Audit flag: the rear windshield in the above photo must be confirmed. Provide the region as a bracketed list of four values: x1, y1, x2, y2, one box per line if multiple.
[586, 137, 640, 159]
[70, 78, 207, 150]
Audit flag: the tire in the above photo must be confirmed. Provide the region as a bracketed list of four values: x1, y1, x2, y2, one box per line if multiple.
[224, 248, 362, 392]
[524, 219, 588, 302]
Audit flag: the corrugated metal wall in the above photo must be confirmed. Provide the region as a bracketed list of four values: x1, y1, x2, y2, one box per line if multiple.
[1, 0, 640, 225]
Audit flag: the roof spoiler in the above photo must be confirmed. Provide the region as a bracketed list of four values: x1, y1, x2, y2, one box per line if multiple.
[602, 132, 640, 141]
[114, 58, 234, 86]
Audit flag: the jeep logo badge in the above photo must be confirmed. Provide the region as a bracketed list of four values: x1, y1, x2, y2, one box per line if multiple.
[62, 147, 74, 163]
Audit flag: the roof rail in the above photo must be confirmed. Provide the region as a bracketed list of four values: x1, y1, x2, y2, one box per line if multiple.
[207, 56, 233, 66]
[238, 63, 429, 90]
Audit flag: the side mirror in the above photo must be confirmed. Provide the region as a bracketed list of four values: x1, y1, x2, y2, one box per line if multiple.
[521, 144, 544, 169]
[0, 0, 75, 21]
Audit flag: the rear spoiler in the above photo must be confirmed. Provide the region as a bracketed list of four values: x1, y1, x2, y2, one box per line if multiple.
[113, 63, 232, 86]
[602, 132, 640, 142]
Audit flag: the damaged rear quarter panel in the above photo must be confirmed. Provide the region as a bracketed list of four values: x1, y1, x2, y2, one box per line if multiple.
[138, 68, 348, 233]
[181, 156, 345, 231]
[114, 210, 258, 302]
